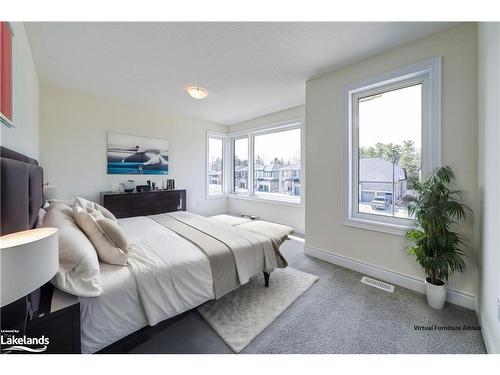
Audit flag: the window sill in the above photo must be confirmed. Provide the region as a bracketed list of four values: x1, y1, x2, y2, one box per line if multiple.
[207, 193, 227, 200]
[228, 193, 302, 207]
[343, 216, 415, 236]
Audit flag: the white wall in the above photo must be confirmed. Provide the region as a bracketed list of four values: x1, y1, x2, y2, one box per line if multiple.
[477, 22, 500, 354]
[0, 22, 39, 159]
[227, 106, 305, 233]
[305, 24, 478, 298]
[39, 85, 228, 216]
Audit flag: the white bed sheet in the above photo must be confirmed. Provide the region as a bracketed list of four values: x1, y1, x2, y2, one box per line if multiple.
[78, 262, 147, 353]
[76, 216, 215, 353]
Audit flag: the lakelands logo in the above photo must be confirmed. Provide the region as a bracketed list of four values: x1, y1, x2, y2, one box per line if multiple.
[1, 330, 49, 353]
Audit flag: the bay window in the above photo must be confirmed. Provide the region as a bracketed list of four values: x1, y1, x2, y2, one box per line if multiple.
[207, 121, 303, 204]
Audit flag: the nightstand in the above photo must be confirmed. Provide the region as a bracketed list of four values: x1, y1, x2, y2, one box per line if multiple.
[25, 286, 81, 353]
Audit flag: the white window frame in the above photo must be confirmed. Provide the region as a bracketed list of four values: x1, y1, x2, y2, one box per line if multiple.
[206, 131, 229, 199]
[228, 120, 304, 206]
[343, 57, 441, 235]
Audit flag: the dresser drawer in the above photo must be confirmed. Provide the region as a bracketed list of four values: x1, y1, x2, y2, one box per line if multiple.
[100, 190, 186, 218]
[132, 192, 180, 214]
[102, 194, 133, 218]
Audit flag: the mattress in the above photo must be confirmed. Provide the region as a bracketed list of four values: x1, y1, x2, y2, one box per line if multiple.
[75, 216, 215, 353]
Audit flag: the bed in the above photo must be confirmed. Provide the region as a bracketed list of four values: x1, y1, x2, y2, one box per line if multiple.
[1, 146, 293, 353]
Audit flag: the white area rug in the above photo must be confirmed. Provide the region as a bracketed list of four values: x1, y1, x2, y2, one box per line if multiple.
[197, 267, 319, 352]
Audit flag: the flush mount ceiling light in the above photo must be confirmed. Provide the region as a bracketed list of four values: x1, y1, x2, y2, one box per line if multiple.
[186, 86, 208, 99]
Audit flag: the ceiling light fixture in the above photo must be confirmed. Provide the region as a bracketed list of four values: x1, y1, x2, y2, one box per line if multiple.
[186, 86, 208, 99]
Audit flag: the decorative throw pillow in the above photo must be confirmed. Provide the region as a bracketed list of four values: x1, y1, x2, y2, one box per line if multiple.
[42, 208, 102, 297]
[73, 206, 128, 266]
[96, 218, 129, 251]
[87, 207, 106, 221]
[74, 196, 118, 222]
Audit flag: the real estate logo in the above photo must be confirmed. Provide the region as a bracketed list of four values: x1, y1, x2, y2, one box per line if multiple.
[1, 329, 49, 353]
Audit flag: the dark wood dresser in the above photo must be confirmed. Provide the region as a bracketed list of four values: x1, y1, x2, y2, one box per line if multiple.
[100, 189, 186, 218]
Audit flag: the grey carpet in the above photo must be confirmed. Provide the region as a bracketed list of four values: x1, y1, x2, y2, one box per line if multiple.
[129, 238, 486, 354]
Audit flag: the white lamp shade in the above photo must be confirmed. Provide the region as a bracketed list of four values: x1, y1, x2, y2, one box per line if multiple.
[43, 185, 57, 200]
[0, 228, 59, 307]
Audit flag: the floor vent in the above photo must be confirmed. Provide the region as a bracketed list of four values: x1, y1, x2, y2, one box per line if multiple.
[361, 276, 395, 293]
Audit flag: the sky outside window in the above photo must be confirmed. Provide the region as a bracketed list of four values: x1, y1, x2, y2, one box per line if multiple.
[359, 84, 422, 150]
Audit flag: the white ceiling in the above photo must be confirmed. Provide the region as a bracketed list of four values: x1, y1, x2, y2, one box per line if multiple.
[25, 22, 456, 125]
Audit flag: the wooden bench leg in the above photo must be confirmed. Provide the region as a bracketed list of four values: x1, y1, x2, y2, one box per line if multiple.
[263, 271, 270, 287]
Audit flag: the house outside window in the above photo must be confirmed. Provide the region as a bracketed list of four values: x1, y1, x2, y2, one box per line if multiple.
[252, 126, 301, 202]
[233, 137, 249, 193]
[358, 158, 408, 217]
[344, 58, 441, 235]
[207, 134, 225, 197]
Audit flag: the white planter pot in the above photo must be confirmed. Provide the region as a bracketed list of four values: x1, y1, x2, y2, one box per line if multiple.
[425, 278, 447, 309]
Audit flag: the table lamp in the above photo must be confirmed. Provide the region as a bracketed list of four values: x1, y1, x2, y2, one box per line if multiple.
[0, 228, 59, 332]
[43, 184, 57, 201]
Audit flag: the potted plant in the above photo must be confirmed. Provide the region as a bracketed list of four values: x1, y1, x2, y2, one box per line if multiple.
[406, 166, 469, 309]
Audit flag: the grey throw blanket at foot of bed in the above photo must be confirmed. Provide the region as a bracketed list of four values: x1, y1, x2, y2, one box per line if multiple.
[149, 212, 286, 299]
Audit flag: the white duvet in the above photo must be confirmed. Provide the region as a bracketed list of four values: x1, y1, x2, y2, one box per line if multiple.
[122, 216, 217, 324]
[78, 216, 215, 353]
[77, 214, 279, 353]
[127, 212, 278, 325]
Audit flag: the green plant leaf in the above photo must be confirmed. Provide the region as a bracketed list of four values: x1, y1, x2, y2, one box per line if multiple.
[404, 166, 469, 281]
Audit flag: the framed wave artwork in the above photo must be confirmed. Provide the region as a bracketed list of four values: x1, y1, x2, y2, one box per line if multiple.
[107, 132, 169, 175]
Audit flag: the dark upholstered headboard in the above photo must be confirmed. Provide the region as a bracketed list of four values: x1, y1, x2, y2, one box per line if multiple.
[0, 146, 44, 235]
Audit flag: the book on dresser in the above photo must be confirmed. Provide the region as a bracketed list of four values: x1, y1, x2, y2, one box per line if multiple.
[100, 189, 186, 218]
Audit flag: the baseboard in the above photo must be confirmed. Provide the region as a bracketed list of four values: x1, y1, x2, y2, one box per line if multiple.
[304, 245, 477, 311]
[476, 311, 499, 354]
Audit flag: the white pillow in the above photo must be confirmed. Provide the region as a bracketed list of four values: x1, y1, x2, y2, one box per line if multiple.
[41, 207, 102, 297]
[96, 218, 129, 251]
[74, 196, 118, 222]
[73, 206, 128, 266]
[46, 200, 73, 216]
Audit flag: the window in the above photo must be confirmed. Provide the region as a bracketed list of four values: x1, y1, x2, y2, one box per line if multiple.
[357, 84, 422, 219]
[233, 137, 248, 193]
[206, 122, 303, 204]
[344, 58, 441, 234]
[253, 128, 301, 201]
[0, 22, 13, 128]
[207, 135, 224, 196]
